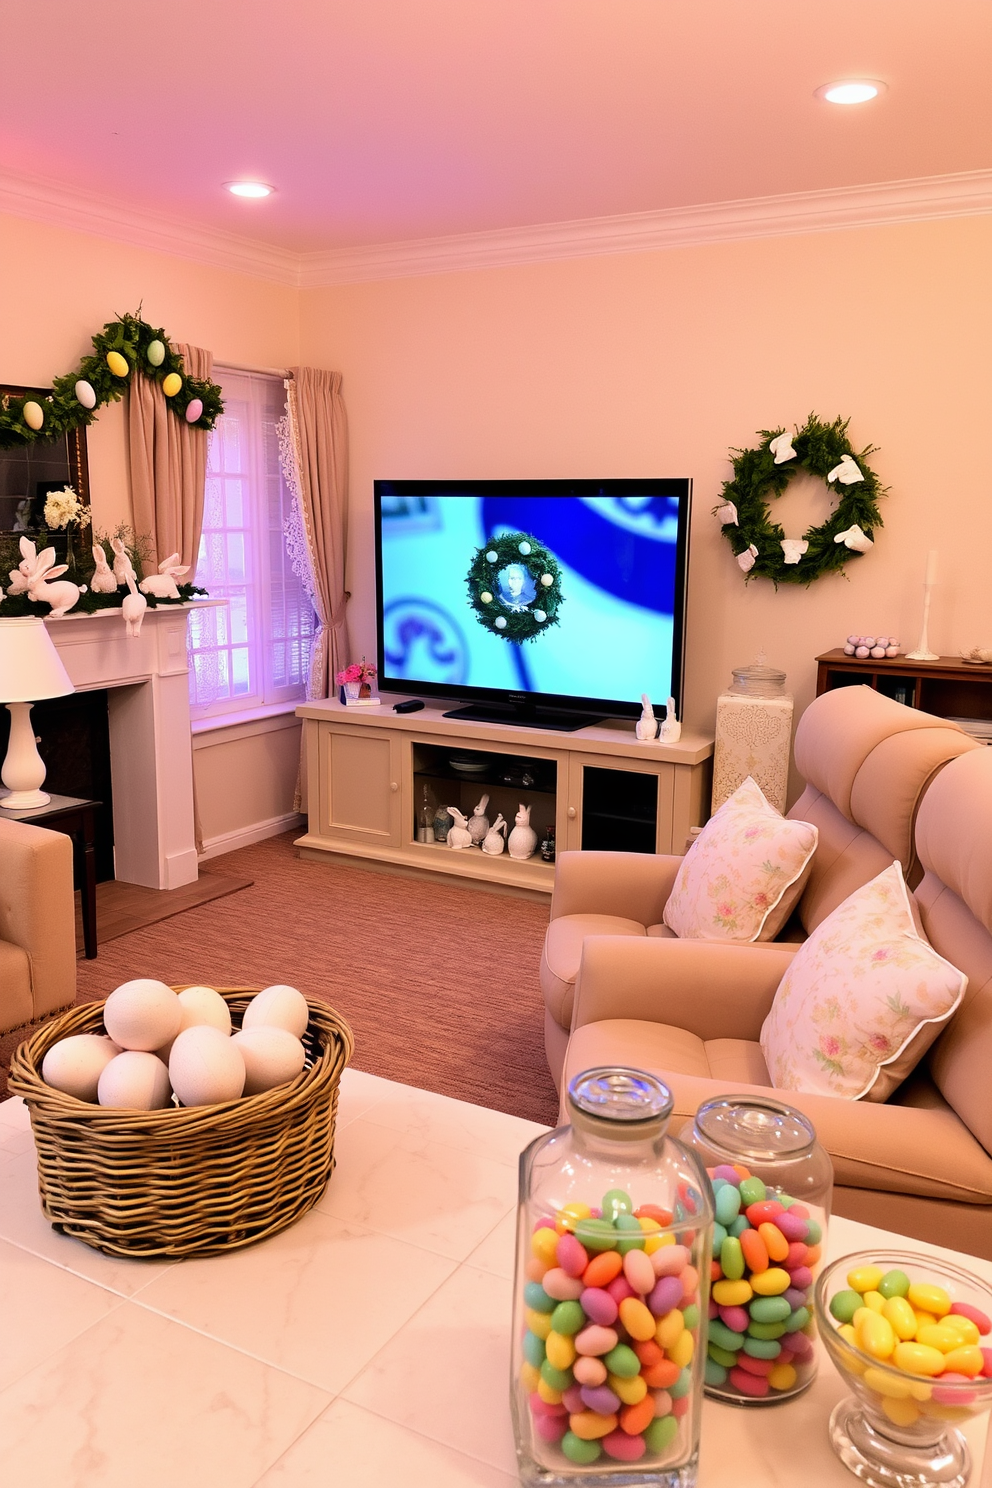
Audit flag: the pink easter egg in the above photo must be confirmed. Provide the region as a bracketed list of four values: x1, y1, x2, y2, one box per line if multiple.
[855, 646, 870, 659]
[534, 1411, 568, 1443]
[184, 397, 204, 424]
[871, 646, 886, 658]
[885, 645, 900, 657]
[602, 1430, 646, 1462]
[556, 1233, 589, 1277]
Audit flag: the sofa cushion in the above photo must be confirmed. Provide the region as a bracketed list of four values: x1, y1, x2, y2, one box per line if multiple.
[663, 777, 817, 943]
[540, 914, 646, 1030]
[760, 862, 967, 1102]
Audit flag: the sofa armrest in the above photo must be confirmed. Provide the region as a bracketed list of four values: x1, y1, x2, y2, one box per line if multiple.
[0, 818, 76, 1025]
[571, 935, 800, 1042]
[550, 851, 682, 926]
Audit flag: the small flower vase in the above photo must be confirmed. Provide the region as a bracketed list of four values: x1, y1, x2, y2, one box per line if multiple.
[359, 680, 373, 699]
[344, 681, 361, 701]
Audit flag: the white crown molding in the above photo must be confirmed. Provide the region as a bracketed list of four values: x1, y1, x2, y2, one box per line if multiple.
[299, 169, 992, 287]
[0, 168, 301, 286]
[1, 165, 990, 290]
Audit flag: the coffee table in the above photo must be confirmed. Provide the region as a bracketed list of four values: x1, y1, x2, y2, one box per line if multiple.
[0, 1071, 989, 1488]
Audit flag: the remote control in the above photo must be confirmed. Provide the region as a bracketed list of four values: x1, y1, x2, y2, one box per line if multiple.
[393, 699, 425, 713]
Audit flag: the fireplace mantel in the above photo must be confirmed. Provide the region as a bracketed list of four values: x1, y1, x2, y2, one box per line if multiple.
[43, 601, 221, 890]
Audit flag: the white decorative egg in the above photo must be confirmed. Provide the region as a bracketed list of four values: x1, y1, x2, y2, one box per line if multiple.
[97, 1051, 173, 1110]
[518, 541, 531, 555]
[103, 979, 181, 1052]
[169, 1026, 246, 1106]
[74, 380, 97, 410]
[480, 592, 493, 604]
[231, 1028, 306, 1096]
[158, 985, 232, 1059]
[242, 983, 309, 1039]
[184, 397, 203, 424]
[42, 1034, 120, 1102]
[495, 616, 507, 630]
[534, 610, 546, 623]
[146, 339, 166, 367]
[540, 573, 553, 587]
[486, 550, 498, 563]
[22, 400, 44, 431]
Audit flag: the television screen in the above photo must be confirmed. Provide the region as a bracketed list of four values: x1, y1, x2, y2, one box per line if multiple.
[374, 479, 691, 728]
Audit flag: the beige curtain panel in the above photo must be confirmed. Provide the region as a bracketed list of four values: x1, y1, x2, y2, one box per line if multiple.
[125, 343, 214, 573]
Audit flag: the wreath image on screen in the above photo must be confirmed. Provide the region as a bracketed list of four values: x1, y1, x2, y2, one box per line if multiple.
[466, 531, 564, 642]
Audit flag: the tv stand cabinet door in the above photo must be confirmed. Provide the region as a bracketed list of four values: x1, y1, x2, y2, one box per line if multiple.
[316, 723, 404, 848]
[565, 752, 692, 855]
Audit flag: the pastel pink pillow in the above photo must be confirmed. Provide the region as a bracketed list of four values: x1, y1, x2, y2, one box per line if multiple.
[663, 777, 817, 943]
[760, 861, 967, 1102]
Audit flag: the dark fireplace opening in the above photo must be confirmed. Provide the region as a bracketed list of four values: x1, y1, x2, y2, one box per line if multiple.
[0, 688, 115, 881]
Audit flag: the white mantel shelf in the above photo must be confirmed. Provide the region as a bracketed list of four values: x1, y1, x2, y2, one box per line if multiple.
[39, 599, 223, 891]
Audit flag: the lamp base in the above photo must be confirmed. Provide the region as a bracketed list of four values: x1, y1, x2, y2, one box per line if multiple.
[2, 701, 50, 811]
[0, 788, 52, 811]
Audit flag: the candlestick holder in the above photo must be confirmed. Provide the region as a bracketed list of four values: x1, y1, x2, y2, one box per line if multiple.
[906, 582, 939, 662]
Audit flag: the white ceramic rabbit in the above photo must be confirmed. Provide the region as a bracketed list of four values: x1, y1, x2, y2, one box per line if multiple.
[26, 547, 86, 619]
[139, 552, 190, 599]
[468, 793, 490, 844]
[659, 696, 682, 743]
[90, 543, 119, 593]
[481, 814, 507, 855]
[122, 570, 148, 638]
[636, 694, 658, 741]
[507, 803, 537, 860]
[7, 536, 37, 594]
[111, 537, 133, 587]
[446, 807, 473, 849]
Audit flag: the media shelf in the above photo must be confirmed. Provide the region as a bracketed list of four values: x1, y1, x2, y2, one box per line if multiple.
[295, 699, 714, 896]
[816, 651, 992, 727]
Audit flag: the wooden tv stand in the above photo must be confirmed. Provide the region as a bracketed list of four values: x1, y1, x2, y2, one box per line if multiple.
[295, 698, 714, 896]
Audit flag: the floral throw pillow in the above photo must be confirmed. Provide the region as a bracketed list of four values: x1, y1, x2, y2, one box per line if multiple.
[760, 861, 967, 1102]
[662, 777, 818, 943]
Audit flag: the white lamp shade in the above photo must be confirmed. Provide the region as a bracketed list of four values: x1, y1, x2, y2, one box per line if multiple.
[0, 617, 75, 703]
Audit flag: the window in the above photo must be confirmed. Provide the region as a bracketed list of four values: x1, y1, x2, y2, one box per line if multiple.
[188, 369, 315, 719]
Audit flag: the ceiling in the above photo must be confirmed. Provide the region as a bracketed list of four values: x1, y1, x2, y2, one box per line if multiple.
[1, 0, 989, 256]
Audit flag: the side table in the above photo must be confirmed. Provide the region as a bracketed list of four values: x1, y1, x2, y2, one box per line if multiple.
[0, 794, 101, 958]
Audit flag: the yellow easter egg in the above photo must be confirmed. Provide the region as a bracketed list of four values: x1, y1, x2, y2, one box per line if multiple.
[162, 371, 183, 397]
[882, 1297, 918, 1341]
[893, 1342, 946, 1377]
[480, 592, 493, 605]
[907, 1283, 951, 1317]
[22, 400, 44, 430]
[856, 1311, 896, 1361]
[106, 350, 130, 377]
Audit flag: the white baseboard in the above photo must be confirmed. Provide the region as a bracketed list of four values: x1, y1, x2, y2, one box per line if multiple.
[198, 812, 305, 863]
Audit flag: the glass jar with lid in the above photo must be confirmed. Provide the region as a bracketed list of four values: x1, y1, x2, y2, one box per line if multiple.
[681, 1095, 832, 1406]
[712, 656, 794, 813]
[511, 1067, 714, 1488]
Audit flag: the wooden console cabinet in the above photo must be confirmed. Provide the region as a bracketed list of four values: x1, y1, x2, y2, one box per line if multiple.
[816, 650, 992, 725]
[295, 699, 714, 895]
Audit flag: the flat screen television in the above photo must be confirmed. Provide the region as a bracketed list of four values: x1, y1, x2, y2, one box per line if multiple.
[374, 479, 692, 731]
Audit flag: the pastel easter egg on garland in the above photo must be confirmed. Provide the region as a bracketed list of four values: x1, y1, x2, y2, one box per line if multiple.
[242, 983, 309, 1039]
[169, 1025, 246, 1106]
[106, 350, 130, 378]
[540, 573, 554, 587]
[161, 372, 182, 398]
[42, 1034, 120, 1102]
[103, 978, 182, 1052]
[22, 400, 45, 431]
[97, 1051, 173, 1110]
[480, 592, 493, 605]
[74, 380, 97, 410]
[231, 1027, 306, 1096]
[184, 397, 203, 424]
[146, 338, 166, 367]
[494, 616, 507, 630]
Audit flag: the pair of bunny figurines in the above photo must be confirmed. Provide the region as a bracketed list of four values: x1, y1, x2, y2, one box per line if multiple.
[446, 794, 538, 859]
[6, 537, 87, 618]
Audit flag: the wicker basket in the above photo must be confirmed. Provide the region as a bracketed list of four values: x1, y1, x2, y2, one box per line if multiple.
[8, 987, 354, 1259]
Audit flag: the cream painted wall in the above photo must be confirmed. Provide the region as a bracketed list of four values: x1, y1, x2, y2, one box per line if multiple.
[0, 211, 303, 853]
[298, 216, 992, 791]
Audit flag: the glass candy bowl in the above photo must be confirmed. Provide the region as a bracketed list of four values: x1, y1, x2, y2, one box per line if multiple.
[814, 1249, 992, 1488]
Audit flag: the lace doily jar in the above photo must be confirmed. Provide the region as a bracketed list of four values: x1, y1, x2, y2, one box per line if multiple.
[712, 658, 793, 813]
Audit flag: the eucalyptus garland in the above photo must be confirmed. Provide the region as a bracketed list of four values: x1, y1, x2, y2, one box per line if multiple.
[466, 531, 564, 642]
[714, 413, 886, 585]
[0, 312, 224, 448]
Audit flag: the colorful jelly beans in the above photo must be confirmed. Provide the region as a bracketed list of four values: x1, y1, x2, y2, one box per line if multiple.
[703, 1163, 822, 1401]
[519, 1191, 704, 1469]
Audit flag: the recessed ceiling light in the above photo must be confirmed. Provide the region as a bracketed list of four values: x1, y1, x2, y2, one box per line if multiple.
[816, 80, 885, 106]
[224, 181, 274, 199]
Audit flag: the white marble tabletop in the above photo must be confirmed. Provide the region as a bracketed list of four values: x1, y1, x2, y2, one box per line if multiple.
[0, 1070, 989, 1488]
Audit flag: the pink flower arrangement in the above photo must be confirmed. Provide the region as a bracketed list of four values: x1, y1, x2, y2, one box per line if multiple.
[335, 658, 377, 687]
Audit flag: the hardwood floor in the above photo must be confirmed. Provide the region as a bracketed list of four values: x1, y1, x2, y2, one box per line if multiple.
[74, 870, 253, 954]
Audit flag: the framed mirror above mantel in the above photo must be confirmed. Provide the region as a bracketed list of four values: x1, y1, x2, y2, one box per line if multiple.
[0, 383, 90, 536]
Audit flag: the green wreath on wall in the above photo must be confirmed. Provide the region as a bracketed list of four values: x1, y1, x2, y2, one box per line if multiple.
[0, 311, 224, 447]
[466, 531, 564, 642]
[714, 413, 886, 585]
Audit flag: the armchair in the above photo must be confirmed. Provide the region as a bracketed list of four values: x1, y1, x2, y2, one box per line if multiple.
[542, 686, 977, 1087]
[0, 818, 76, 1033]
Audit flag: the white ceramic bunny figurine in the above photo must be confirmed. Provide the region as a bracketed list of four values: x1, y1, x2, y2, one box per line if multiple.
[636, 693, 658, 741]
[7, 536, 38, 594]
[110, 537, 133, 588]
[26, 547, 86, 619]
[139, 552, 190, 599]
[659, 696, 682, 743]
[90, 543, 119, 594]
[481, 813, 507, 855]
[122, 570, 148, 638]
[507, 803, 537, 860]
[468, 793, 490, 844]
[446, 807, 473, 849]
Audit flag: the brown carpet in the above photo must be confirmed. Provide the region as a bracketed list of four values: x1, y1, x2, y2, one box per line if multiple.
[51, 832, 557, 1126]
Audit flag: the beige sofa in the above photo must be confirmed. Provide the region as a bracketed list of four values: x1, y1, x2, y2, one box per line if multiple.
[542, 686, 977, 1083]
[562, 745, 992, 1260]
[0, 818, 77, 1033]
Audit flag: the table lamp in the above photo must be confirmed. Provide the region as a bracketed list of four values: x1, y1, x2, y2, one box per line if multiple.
[0, 616, 75, 810]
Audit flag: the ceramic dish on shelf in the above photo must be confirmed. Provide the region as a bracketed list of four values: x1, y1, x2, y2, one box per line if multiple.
[447, 754, 491, 774]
